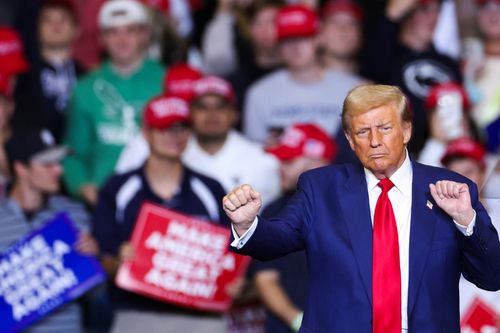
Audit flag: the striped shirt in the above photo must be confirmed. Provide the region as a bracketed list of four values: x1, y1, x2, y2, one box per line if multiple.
[0, 195, 91, 333]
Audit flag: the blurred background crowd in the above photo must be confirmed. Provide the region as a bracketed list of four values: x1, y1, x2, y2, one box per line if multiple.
[0, 0, 499, 332]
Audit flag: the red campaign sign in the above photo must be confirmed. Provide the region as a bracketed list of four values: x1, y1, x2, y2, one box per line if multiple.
[116, 202, 250, 312]
[460, 297, 498, 333]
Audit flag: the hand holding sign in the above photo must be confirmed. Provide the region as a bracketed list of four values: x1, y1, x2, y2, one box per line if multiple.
[119, 242, 135, 262]
[0, 213, 105, 333]
[116, 203, 250, 312]
[75, 232, 99, 256]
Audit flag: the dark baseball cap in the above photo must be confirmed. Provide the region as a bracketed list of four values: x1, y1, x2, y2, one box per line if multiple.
[5, 128, 70, 164]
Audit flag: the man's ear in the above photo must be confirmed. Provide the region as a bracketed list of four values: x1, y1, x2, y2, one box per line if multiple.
[230, 107, 239, 127]
[13, 161, 29, 179]
[345, 130, 355, 151]
[402, 121, 412, 145]
[142, 127, 152, 144]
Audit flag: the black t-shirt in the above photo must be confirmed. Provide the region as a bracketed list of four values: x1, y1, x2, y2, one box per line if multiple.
[12, 56, 85, 143]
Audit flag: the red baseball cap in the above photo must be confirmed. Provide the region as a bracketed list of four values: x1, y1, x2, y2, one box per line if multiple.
[163, 63, 203, 102]
[441, 137, 486, 169]
[139, 0, 170, 11]
[321, 0, 364, 22]
[425, 81, 471, 111]
[192, 76, 236, 104]
[143, 96, 190, 129]
[0, 27, 29, 75]
[0, 72, 14, 96]
[276, 5, 319, 41]
[266, 123, 337, 161]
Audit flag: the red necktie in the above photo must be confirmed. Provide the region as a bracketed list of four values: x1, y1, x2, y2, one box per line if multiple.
[372, 178, 401, 333]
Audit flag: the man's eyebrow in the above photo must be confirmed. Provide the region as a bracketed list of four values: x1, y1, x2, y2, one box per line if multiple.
[354, 125, 370, 132]
[376, 121, 392, 128]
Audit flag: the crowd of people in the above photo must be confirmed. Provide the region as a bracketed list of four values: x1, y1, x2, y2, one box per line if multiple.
[0, 0, 499, 332]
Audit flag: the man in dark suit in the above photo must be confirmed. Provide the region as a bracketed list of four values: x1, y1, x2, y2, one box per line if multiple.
[223, 84, 500, 333]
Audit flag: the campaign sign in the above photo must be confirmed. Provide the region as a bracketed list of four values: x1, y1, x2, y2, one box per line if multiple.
[116, 202, 250, 312]
[0, 213, 106, 333]
[460, 297, 498, 333]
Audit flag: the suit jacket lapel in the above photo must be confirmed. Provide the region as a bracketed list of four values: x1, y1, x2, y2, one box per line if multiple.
[408, 162, 437, 317]
[339, 164, 373, 305]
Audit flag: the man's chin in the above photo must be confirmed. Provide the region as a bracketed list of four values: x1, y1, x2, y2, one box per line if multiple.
[366, 161, 388, 173]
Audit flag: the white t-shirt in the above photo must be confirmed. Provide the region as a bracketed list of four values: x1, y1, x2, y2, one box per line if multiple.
[183, 130, 281, 203]
[243, 68, 363, 143]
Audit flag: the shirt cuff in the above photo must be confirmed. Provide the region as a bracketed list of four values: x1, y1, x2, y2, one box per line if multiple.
[230, 217, 259, 249]
[454, 210, 476, 236]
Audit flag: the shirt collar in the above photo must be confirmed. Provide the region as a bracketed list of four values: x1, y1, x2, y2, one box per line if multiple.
[364, 149, 413, 196]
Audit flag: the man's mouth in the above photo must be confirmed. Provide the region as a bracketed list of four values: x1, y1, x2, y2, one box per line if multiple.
[369, 153, 386, 159]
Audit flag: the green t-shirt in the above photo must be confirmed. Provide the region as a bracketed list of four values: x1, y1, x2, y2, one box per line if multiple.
[63, 59, 165, 197]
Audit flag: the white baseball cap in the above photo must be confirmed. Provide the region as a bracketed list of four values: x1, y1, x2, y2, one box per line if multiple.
[99, 0, 148, 29]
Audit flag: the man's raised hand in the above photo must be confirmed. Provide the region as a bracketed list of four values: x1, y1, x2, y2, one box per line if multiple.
[223, 184, 262, 236]
[429, 180, 475, 227]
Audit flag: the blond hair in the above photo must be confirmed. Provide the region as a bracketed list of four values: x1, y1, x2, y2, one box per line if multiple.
[341, 84, 412, 132]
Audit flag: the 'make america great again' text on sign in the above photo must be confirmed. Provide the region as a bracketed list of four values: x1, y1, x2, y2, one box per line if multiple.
[116, 203, 250, 312]
[0, 214, 106, 333]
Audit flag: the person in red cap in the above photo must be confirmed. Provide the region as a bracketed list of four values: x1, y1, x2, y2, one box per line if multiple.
[0, 26, 29, 199]
[244, 4, 362, 163]
[361, 0, 461, 155]
[441, 137, 487, 187]
[252, 123, 336, 333]
[318, 0, 364, 74]
[440, 137, 500, 331]
[114, 63, 203, 173]
[418, 81, 481, 167]
[183, 75, 280, 203]
[93, 95, 231, 333]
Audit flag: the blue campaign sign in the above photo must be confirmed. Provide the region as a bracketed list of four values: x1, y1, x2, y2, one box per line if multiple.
[0, 213, 106, 333]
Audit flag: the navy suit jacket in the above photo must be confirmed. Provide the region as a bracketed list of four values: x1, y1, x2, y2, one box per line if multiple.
[232, 161, 500, 332]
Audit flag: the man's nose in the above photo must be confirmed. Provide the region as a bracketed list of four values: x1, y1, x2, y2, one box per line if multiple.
[369, 130, 381, 147]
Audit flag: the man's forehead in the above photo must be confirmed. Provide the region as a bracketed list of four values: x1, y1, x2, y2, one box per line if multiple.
[352, 104, 398, 121]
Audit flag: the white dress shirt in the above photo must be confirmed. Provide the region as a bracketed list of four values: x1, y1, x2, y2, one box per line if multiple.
[231, 151, 475, 331]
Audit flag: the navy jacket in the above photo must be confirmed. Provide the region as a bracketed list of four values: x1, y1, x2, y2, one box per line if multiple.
[233, 161, 500, 332]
